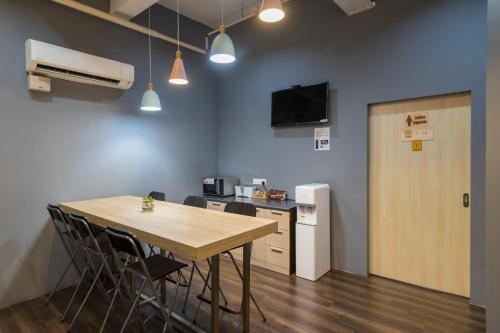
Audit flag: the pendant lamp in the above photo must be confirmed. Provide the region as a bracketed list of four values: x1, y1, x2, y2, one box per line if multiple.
[169, 0, 188, 85]
[210, 0, 236, 64]
[141, 8, 161, 111]
[259, 0, 285, 23]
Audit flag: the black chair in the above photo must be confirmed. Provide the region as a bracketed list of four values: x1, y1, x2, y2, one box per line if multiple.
[148, 191, 166, 201]
[183, 195, 208, 209]
[45, 205, 82, 305]
[62, 214, 115, 331]
[194, 202, 266, 325]
[101, 226, 187, 333]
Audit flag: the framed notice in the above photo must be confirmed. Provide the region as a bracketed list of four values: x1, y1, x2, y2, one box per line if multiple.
[314, 127, 330, 151]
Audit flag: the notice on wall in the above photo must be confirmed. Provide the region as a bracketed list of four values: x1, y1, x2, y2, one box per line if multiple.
[314, 127, 330, 151]
[403, 112, 429, 128]
[401, 127, 434, 141]
[401, 112, 434, 142]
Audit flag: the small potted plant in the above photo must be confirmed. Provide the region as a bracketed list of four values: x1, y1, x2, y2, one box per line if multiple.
[142, 196, 155, 212]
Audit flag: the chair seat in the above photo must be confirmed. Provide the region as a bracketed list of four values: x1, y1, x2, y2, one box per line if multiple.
[125, 255, 187, 281]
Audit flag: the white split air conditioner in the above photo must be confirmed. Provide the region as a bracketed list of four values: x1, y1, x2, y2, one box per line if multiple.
[25, 39, 134, 90]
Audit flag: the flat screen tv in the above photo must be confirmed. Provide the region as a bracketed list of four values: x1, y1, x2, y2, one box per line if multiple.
[271, 82, 329, 127]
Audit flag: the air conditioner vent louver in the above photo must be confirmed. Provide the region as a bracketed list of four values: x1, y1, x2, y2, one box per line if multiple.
[35, 64, 121, 85]
[332, 0, 376, 16]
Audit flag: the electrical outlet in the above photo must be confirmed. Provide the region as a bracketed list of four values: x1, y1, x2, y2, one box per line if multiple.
[253, 178, 267, 186]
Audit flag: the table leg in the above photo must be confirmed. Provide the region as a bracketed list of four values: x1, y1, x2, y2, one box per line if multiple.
[242, 243, 251, 333]
[211, 254, 220, 333]
[160, 249, 167, 303]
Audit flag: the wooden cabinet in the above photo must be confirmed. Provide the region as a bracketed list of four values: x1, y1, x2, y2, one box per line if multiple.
[207, 201, 226, 211]
[207, 200, 296, 275]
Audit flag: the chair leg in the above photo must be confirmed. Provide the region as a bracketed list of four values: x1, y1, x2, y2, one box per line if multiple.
[99, 257, 130, 333]
[162, 273, 182, 333]
[192, 259, 213, 324]
[182, 263, 196, 313]
[67, 260, 105, 331]
[60, 266, 89, 322]
[168, 252, 188, 285]
[148, 244, 156, 257]
[45, 244, 81, 305]
[120, 279, 146, 333]
[228, 252, 267, 322]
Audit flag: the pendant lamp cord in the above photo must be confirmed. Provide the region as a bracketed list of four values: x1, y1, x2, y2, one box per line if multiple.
[177, 0, 180, 51]
[148, 8, 152, 84]
[221, 0, 224, 25]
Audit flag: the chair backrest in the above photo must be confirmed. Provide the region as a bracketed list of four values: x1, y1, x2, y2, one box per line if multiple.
[183, 196, 208, 209]
[224, 202, 257, 217]
[67, 214, 95, 239]
[47, 204, 69, 228]
[148, 191, 165, 201]
[105, 226, 145, 259]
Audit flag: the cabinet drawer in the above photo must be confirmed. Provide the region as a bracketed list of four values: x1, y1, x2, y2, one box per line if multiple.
[266, 229, 289, 250]
[266, 245, 289, 269]
[265, 210, 290, 230]
[207, 201, 226, 211]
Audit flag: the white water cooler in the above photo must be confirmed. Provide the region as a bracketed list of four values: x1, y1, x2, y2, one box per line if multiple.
[295, 184, 330, 281]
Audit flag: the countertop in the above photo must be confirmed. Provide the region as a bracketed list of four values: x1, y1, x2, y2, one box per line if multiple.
[201, 195, 297, 212]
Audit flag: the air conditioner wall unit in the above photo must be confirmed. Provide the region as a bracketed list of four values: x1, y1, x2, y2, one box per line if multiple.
[25, 39, 134, 90]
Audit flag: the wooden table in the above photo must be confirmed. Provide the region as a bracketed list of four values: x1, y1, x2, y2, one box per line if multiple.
[60, 195, 278, 332]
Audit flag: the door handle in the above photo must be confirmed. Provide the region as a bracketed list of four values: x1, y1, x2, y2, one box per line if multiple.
[463, 193, 470, 208]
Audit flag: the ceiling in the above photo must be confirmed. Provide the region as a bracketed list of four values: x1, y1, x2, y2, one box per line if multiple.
[157, 0, 262, 29]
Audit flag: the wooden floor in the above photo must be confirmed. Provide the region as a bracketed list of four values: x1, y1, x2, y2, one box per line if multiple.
[0, 256, 485, 333]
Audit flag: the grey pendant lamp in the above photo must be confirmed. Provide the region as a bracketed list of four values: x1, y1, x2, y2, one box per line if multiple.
[210, 0, 236, 64]
[140, 8, 162, 111]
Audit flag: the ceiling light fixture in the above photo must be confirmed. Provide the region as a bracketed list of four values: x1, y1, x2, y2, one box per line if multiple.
[259, 0, 285, 23]
[141, 8, 161, 111]
[169, 0, 189, 85]
[210, 0, 236, 64]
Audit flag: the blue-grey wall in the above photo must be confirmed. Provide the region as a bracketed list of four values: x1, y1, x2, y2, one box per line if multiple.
[486, 0, 500, 329]
[216, 0, 486, 305]
[0, 0, 219, 308]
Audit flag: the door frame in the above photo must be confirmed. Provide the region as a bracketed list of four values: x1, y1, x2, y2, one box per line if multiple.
[366, 91, 473, 297]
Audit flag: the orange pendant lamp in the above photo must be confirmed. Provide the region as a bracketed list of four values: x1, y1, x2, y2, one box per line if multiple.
[169, 0, 188, 85]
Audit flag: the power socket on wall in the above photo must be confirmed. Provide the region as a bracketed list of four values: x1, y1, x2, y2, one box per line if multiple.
[253, 178, 267, 186]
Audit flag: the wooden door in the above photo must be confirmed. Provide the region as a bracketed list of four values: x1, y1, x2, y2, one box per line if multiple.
[369, 92, 471, 297]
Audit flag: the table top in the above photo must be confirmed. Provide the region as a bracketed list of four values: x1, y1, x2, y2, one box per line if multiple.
[60, 195, 278, 261]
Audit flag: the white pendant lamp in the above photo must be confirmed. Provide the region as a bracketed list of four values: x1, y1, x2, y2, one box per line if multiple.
[210, 0, 236, 64]
[141, 8, 161, 111]
[259, 0, 285, 23]
[169, 0, 189, 85]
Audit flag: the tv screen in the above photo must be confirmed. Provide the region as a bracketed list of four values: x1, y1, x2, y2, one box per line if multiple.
[271, 82, 329, 127]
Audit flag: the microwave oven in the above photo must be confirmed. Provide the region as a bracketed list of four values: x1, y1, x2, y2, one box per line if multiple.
[203, 177, 239, 196]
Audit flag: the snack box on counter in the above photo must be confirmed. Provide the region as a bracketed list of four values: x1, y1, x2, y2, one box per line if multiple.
[252, 189, 288, 201]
